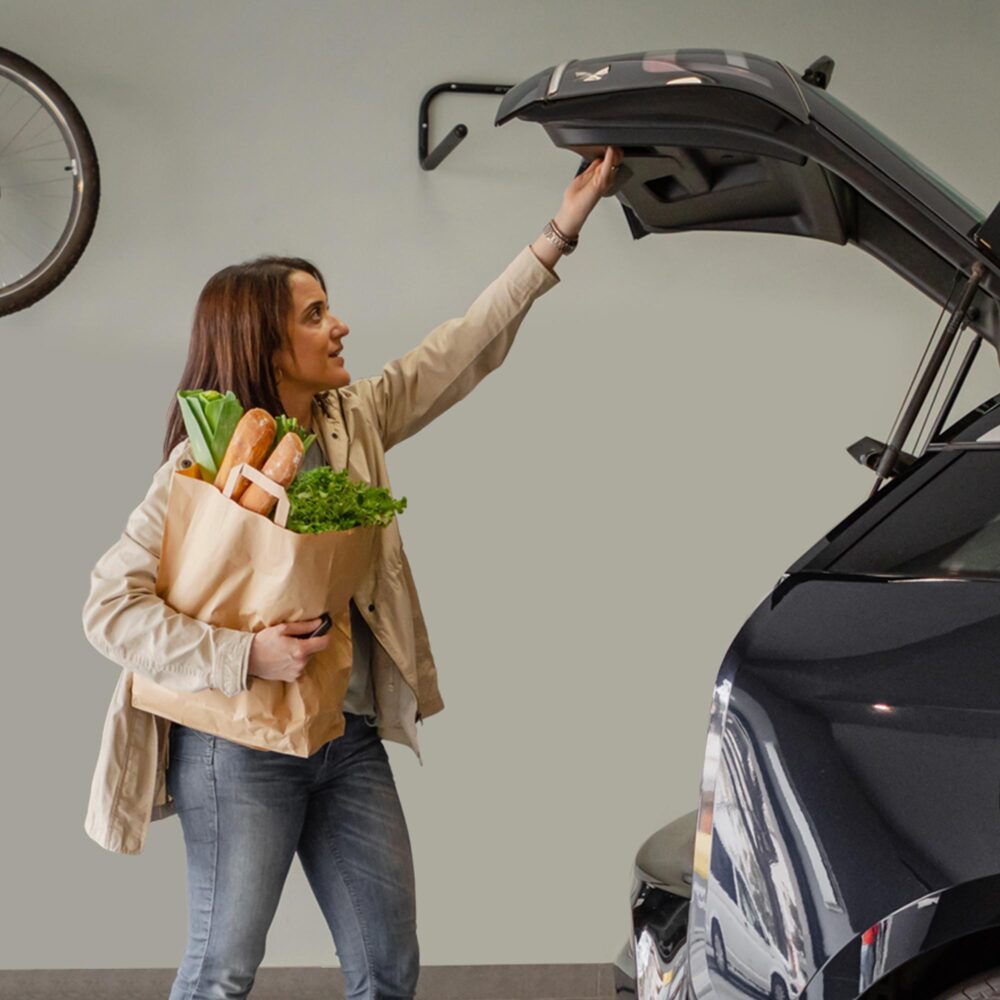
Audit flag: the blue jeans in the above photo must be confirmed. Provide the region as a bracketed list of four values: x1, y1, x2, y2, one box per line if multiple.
[166, 712, 419, 1000]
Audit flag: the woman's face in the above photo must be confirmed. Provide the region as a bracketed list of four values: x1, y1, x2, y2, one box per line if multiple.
[273, 269, 351, 392]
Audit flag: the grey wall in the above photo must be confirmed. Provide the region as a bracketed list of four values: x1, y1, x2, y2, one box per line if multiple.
[2, 0, 998, 972]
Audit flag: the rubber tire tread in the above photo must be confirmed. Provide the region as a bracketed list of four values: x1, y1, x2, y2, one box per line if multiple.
[932, 966, 1000, 999]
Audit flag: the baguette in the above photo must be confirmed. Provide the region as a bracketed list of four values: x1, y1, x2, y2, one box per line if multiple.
[238, 431, 306, 516]
[214, 408, 276, 499]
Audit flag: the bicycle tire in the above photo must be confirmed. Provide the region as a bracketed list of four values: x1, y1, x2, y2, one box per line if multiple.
[0, 46, 100, 318]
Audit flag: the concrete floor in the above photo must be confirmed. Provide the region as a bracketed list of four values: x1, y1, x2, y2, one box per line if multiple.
[0, 962, 619, 999]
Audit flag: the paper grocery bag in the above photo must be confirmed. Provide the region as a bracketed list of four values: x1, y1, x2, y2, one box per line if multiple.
[131, 461, 378, 757]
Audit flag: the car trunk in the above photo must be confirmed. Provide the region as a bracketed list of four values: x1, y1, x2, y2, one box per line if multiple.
[495, 49, 1000, 347]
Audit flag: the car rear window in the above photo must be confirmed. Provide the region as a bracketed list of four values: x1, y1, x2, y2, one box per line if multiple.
[830, 449, 1000, 577]
[810, 88, 987, 223]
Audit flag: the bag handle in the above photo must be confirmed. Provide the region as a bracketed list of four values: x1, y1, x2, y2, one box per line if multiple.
[221, 462, 291, 529]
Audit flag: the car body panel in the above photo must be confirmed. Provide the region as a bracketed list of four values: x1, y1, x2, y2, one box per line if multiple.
[495, 48, 1000, 348]
[495, 50, 812, 126]
[802, 876, 1000, 997]
[683, 398, 1000, 998]
[684, 568, 1000, 998]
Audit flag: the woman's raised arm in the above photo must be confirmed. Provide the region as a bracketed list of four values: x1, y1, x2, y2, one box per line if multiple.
[355, 244, 559, 450]
[354, 146, 623, 451]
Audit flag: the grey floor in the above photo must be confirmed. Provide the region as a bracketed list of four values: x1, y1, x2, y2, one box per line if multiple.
[0, 963, 620, 999]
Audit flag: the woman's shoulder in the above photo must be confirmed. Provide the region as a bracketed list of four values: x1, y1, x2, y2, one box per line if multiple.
[162, 437, 192, 472]
[146, 439, 193, 490]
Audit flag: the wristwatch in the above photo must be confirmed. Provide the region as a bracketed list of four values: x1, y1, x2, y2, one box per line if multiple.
[541, 218, 578, 255]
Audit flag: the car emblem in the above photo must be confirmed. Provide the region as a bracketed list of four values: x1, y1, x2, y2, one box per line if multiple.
[575, 65, 610, 83]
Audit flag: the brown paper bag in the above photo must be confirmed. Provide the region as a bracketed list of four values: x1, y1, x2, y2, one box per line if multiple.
[131, 461, 378, 756]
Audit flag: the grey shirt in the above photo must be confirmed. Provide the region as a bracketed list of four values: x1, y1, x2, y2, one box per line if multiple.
[298, 436, 376, 718]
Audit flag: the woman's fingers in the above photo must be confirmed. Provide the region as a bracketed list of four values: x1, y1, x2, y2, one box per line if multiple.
[283, 617, 323, 636]
[559, 145, 624, 227]
[596, 146, 621, 192]
[601, 150, 614, 184]
[296, 634, 331, 657]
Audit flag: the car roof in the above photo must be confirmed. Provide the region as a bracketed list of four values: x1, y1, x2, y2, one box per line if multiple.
[496, 48, 1000, 346]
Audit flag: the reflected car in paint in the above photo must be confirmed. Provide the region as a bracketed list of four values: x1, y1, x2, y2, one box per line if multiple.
[497, 48, 1000, 1000]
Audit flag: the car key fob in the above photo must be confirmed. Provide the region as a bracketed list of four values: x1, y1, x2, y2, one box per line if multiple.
[298, 611, 332, 639]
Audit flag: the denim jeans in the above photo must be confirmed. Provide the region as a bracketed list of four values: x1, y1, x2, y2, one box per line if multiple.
[166, 712, 419, 1000]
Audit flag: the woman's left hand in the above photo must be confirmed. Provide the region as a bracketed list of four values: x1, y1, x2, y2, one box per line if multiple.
[554, 145, 625, 238]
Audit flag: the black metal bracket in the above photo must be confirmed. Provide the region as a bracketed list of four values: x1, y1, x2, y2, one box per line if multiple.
[419, 82, 513, 170]
[846, 435, 916, 474]
[847, 330, 984, 473]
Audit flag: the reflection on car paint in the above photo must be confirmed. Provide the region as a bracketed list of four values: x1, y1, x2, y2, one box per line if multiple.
[703, 575, 1000, 996]
[637, 923, 690, 999]
[706, 713, 810, 997]
[639, 50, 778, 92]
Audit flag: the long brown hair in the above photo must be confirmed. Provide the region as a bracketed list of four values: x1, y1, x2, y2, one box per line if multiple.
[162, 254, 330, 462]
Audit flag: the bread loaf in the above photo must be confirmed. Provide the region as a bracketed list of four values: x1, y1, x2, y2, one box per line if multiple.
[214, 408, 276, 499]
[238, 431, 306, 516]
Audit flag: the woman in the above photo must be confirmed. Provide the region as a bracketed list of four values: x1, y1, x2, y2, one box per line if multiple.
[82, 144, 624, 1000]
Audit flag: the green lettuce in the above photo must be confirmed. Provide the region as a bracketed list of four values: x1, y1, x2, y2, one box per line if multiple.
[285, 467, 406, 533]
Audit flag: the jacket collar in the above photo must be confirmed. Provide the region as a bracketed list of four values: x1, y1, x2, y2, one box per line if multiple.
[311, 392, 347, 471]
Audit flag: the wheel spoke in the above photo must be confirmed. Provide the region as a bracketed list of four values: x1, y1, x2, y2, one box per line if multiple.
[3, 177, 74, 187]
[4, 197, 63, 235]
[0, 88, 28, 122]
[5, 191, 72, 200]
[0, 138, 66, 160]
[2, 211, 55, 256]
[0, 103, 43, 160]
[0, 224, 45, 266]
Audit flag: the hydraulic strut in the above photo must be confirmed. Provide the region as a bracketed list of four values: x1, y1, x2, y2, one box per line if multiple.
[869, 262, 986, 495]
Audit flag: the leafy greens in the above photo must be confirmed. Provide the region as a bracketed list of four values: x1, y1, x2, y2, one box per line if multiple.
[271, 414, 316, 458]
[286, 467, 406, 533]
[177, 389, 244, 482]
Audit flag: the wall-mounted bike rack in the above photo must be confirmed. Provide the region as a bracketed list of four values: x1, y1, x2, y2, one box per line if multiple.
[419, 82, 513, 170]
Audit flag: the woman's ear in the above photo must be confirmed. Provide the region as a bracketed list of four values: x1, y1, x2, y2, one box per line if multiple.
[271, 348, 285, 382]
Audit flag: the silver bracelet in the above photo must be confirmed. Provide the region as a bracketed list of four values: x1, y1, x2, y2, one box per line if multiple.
[541, 218, 578, 255]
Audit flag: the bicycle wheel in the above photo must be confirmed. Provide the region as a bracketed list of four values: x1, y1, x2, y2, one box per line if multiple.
[0, 47, 100, 317]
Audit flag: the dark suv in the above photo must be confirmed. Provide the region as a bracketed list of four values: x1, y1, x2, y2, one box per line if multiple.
[497, 50, 1000, 1000]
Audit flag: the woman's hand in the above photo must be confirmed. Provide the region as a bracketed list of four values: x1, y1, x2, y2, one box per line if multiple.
[554, 145, 625, 238]
[247, 617, 331, 683]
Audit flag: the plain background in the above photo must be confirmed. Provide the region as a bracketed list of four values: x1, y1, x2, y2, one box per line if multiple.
[3, 0, 999, 972]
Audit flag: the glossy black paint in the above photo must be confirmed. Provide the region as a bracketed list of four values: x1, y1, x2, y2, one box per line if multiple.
[616, 396, 1000, 999]
[690, 573, 1000, 994]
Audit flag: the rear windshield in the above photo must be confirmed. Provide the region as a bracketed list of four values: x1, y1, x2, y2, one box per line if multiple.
[812, 89, 986, 223]
[830, 448, 1000, 577]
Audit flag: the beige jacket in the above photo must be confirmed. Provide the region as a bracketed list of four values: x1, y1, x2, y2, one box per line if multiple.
[82, 245, 560, 855]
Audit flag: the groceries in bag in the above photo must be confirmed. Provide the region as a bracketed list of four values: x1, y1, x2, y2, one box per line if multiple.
[129, 389, 406, 756]
[176, 389, 406, 529]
